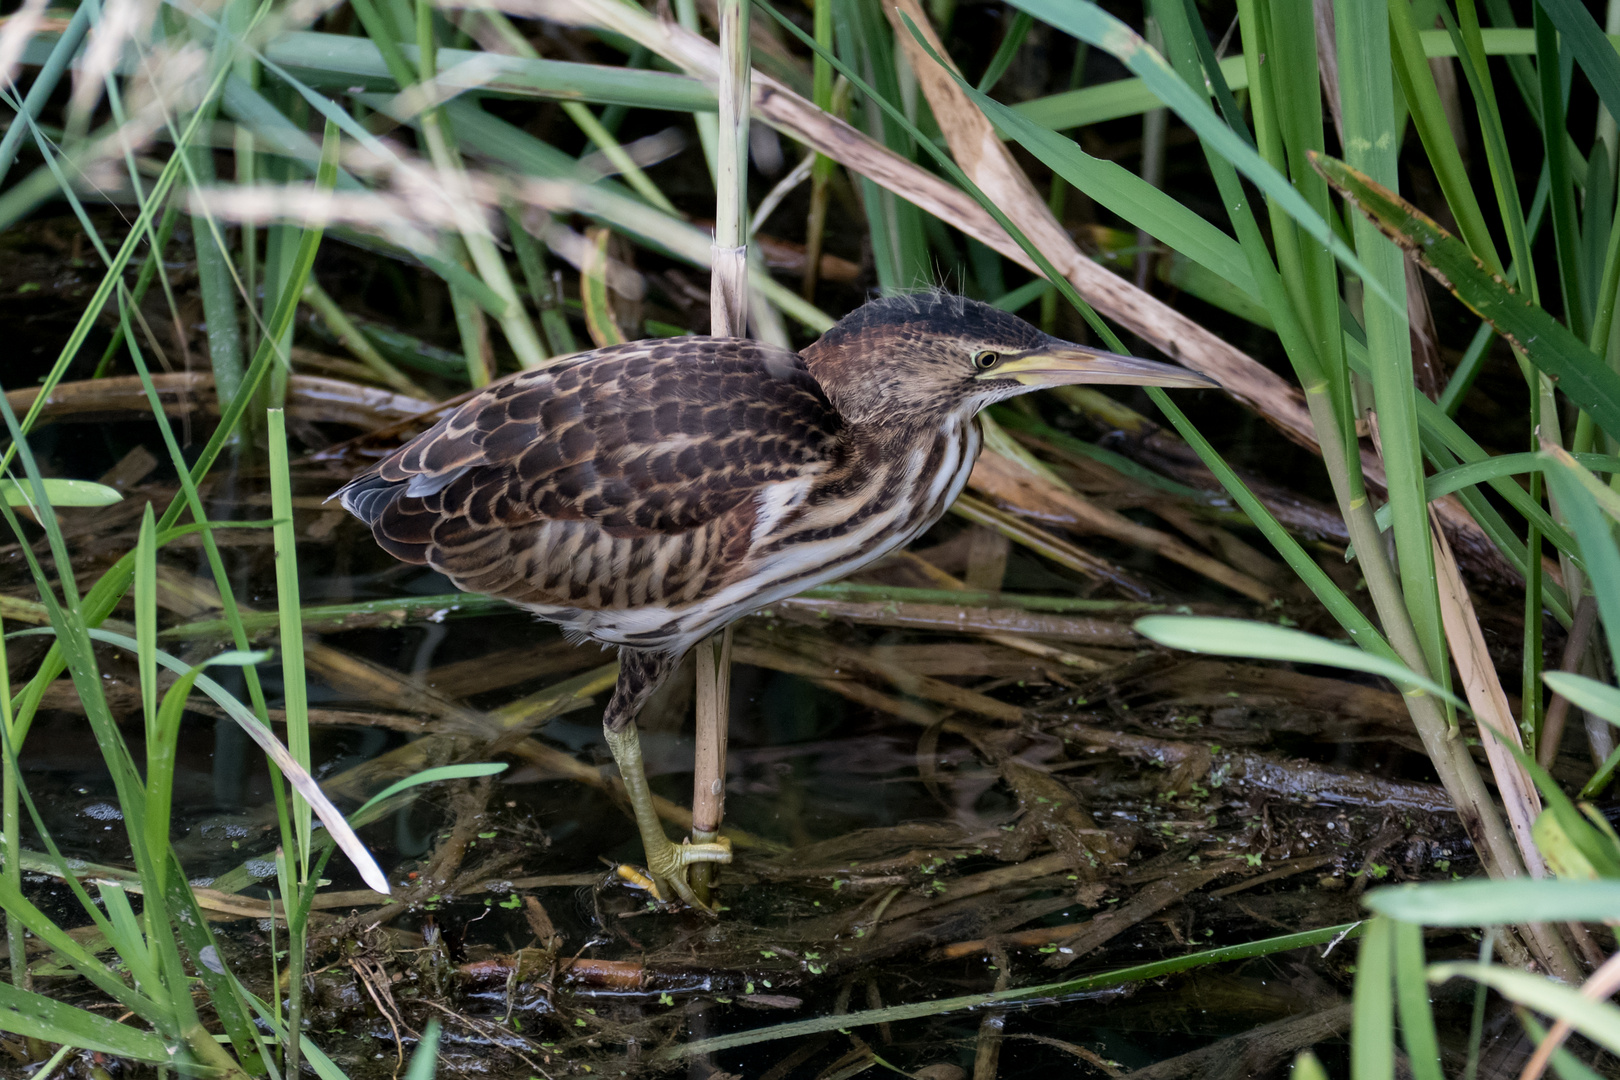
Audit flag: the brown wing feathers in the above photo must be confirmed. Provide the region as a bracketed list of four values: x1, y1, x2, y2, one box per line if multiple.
[335, 338, 842, 612]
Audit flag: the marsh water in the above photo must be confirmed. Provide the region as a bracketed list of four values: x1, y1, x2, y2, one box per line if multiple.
[0, 210, 1591, 1079]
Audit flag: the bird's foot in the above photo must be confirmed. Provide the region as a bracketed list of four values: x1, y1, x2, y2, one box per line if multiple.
[602, 721, 733, 912]
[640, 833, 732, 912]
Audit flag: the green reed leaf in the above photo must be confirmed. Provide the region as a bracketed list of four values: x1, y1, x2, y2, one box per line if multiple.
[0, 479, 121, 508]
[0, 981, 168, 1061]
[1429, 964, 1620, 1057]
[1542, 673, 1620, 731]
[355, 763, 510, 818]
[1134, 617, 1462, 708]
[1367, 879, 1620, 924]
[1391, 919, 1443, 1080]
[1314, 153, 1620, 440]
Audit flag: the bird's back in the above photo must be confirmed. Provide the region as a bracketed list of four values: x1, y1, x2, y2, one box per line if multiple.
[336, 338, 853, 648]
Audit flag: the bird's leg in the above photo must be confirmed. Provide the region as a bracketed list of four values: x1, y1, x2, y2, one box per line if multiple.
[604, 650, 732, 912]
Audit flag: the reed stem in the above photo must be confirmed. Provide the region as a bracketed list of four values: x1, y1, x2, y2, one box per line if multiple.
[692, 0, 752, 902]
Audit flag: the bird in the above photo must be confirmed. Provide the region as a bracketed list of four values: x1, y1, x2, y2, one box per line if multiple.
[334, 290, 1216, 910]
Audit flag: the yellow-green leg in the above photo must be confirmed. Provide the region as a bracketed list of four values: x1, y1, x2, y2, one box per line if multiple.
[604, 722, 731, 911]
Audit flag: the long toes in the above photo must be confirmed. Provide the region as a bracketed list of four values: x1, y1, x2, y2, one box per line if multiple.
[660, 873, 712, 913]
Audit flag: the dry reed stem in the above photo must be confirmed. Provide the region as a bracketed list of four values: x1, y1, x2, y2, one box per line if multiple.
[689, 0, 753, 901]
[5, 372, 434, 429]
[752, 627, 1024, 723]
[1538, 595, 1598, 769]
[1430, 517, 1547, 879]
[953, 494, 1152, 598]
[970, 450, 1276, 603]
[1042, 866, 1234, 970]
[0, 0, 48, 88]
[769, 595, 1141, 643]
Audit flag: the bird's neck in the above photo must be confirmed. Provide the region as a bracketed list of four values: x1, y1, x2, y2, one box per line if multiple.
[801, 339, 967, 427]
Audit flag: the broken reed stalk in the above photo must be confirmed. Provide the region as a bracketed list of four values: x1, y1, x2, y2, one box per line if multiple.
[711, 0, 750, 336]
[691, 0, 751, 901]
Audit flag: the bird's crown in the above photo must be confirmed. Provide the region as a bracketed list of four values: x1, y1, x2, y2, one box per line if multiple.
[808, 289, 1048, 357]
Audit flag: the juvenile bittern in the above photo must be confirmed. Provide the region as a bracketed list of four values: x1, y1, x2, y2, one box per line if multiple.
[336, 292, 1215, 909]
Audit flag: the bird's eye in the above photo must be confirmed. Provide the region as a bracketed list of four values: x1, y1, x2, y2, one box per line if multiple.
[973, 350, 1001, 371]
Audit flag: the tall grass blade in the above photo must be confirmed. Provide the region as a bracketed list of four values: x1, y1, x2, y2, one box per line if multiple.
[1544, 452, 1620, 678]
[0, 3, 90, 185]
[1351, 917, 1396, 1080]
[1391, 920, 1443, 1080]
[977, 10, 1034, 93]
[947, 76, 1255, 296]
[1541, 673, 1620, 733]
[1333, 0, 1443, 692]
[355, 763, 509, 817]
[406, 1019, 443, 1080]
[190, 126, 247, 402]
[1293, 1052, 1331, 1080]
[1534, 0, 1620, 143]
[1387, 0, 1498, 270]
[1535, 5, 1589, 339]
[146, 651, 268, 902]
[1145, 390, 1396, 661]
[1012, 53, 1249, 130]
[267, 409, 313, 865]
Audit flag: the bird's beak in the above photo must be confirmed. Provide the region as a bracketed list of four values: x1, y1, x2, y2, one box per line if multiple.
[980, 344, 1219, 389]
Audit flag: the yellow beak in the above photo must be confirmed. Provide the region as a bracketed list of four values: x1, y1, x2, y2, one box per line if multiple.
[979, 344, 1219, 389]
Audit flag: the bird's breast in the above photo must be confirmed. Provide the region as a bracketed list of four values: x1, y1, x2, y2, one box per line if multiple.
[751, 415, 980, 569]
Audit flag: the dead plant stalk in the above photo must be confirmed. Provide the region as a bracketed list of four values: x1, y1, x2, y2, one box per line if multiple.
[690, 0, 751, 902]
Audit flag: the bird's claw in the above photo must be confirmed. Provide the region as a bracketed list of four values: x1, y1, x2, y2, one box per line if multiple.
[642, 834, 732, 912]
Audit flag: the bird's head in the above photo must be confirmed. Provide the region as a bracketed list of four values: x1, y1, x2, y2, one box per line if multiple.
[800, 291, 1216, 425]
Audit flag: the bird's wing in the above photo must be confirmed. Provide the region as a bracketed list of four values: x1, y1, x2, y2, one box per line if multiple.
[334, 337, 843, 611]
